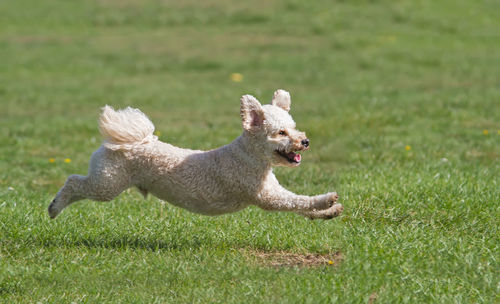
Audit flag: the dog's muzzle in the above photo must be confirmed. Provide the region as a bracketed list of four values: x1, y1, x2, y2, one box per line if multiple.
[301, 138, 309, 148]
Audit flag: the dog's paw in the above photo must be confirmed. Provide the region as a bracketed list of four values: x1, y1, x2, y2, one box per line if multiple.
[323, 203, 343, 219]
[314, 192, 339, 210]
[327, 192, 339, 207]
[48, 199, 61, 219]
[306, 203, 343, 220]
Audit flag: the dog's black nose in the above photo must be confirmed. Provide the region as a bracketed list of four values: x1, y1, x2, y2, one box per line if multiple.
[301, 138, 309, 148]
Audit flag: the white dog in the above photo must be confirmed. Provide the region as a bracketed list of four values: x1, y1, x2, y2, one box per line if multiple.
[49, 90, 343, 220]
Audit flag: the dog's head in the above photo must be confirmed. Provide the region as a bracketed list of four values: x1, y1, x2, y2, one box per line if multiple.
[240, 90, 309, 167]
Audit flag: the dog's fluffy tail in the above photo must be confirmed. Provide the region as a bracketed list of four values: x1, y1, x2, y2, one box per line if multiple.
[98, 105, 157, 151]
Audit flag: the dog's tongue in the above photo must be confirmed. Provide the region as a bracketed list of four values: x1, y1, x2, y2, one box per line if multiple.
[288, 152, 301, 163]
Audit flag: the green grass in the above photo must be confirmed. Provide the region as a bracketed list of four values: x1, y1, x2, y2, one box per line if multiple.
[1, 0, 499, 302]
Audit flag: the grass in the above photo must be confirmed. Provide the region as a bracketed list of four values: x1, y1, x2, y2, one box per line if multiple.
[0, 0, 499, 302]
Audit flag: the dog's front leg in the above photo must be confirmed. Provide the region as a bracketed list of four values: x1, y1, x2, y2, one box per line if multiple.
[298, 203, 344, 220]
[255, 184, 339, 212]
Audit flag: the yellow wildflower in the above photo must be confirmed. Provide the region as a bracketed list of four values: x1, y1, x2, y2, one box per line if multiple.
[49, 158, 55, 163]
[405, 145, 411, 151]
[230, 73, 243, 82]
[379, 35, 397, 43]
[64, 158, 71, 163]
[483, 129, 489, 135]
[328, 260, 334, 265]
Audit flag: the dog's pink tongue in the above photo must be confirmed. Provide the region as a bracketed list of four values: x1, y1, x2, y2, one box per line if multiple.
[293, 153, 301, 162]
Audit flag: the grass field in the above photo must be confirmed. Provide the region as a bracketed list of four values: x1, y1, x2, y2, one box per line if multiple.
[1, 0, 499, 302]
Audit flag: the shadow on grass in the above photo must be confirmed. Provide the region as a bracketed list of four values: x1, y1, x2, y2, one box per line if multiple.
[23, 233, 343, 268]
[35, 233, 213, 252]
[0, 281, 22, 297]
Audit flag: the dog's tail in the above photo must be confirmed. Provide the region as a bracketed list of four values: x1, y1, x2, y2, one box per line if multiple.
[98, 105, 157, 151]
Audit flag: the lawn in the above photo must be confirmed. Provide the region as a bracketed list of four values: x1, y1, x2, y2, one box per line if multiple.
[0, 0, 499, 303]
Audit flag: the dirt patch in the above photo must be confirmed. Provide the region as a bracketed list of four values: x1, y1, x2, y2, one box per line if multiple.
[242, 249, 343, 268]
[368, 292, 378, 303]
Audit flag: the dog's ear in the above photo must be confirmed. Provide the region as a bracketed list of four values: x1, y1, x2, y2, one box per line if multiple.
[240, 95, 265, 132]
[271, 89, 291, 112]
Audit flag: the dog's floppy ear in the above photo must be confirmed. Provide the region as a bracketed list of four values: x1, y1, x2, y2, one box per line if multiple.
[271, 89, 291, 112]
[240, 95, 265, 132]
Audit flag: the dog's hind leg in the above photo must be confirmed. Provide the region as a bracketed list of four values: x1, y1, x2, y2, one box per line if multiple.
[49, 174, 92, 218]
[48, 148, 131, 218]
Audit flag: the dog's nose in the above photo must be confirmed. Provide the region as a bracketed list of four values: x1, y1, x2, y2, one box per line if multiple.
[301, 138, 309, 148]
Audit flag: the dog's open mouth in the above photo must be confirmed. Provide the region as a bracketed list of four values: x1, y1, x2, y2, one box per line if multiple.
[276, 150, 302, 164]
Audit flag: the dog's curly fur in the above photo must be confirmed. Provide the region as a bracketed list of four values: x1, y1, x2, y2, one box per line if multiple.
[48, 90, 343, 219]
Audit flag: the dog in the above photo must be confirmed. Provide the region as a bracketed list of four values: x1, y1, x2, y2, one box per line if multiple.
[48, 90, 343, 220]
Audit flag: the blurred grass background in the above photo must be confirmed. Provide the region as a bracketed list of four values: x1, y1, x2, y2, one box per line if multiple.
[0, 0, 499, 303]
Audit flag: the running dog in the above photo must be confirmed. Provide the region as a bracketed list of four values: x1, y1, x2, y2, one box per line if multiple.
[48, 90, 343, 219]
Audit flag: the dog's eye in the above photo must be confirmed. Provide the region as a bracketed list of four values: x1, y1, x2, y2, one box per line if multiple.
[279, 130, 287, 136]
